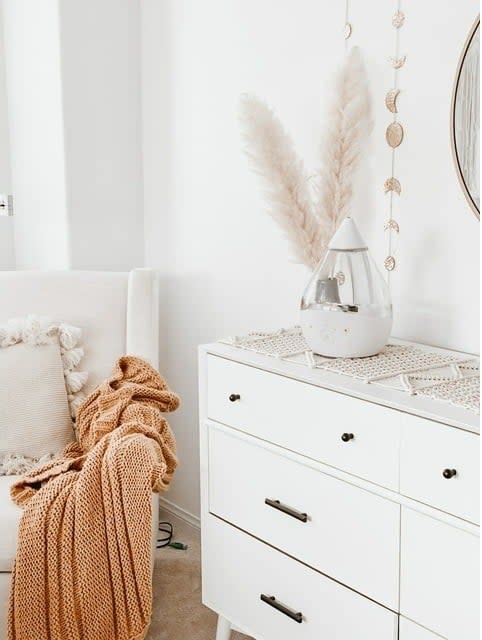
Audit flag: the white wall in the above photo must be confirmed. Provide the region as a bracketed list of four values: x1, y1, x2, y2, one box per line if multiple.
[59, 0, 144, 270]
[141, 0, 172, 378]
[141, 0, 480, 521]
[2, 0, 70, 269]
[1, 0, 144, 271]
[0, 1, 14, 269]
[348, 0, 480, 354]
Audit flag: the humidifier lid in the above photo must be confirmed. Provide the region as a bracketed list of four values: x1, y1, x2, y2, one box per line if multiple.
[328, 217, 368, 251]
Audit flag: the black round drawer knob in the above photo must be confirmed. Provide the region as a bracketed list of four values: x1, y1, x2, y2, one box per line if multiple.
[229, 394, 241, 402]
[442, 468, 457, 479]
[341, 433, 354, 442]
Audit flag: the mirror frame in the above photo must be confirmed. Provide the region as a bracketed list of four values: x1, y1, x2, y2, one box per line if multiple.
[451, 16, 480, 220]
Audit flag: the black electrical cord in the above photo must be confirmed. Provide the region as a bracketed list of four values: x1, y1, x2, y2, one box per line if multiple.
[157, 521, 173, 548]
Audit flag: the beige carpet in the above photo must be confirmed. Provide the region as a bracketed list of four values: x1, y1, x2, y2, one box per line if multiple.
[147, 511, 252, 640]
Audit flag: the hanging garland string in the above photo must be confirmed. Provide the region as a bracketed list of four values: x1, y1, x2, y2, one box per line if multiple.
[384, 4, 406, 282]
[344, 0, 352, 45]
[343, 1, 406, 287]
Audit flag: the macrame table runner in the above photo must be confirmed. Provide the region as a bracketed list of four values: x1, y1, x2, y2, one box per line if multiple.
[220, 327, 480, 414]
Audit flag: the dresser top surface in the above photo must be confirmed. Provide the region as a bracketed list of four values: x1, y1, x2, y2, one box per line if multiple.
[200, 341, 480, 435]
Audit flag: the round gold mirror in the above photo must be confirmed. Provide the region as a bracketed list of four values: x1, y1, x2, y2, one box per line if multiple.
[452, 17, 480, 219]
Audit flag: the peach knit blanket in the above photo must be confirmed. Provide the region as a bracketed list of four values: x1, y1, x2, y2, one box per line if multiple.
[8, 356, 179, 640]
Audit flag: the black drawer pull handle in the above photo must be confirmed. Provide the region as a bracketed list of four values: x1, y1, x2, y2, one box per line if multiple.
[260, 594, 303, 623]
[265, 498, 308, 523]
[229, 394, 241, 402]
[442, 468, 457, 479]
[341, 432, 354, 442]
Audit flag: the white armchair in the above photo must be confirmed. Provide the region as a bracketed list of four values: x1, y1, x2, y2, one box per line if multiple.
[0, 269, 160, 637]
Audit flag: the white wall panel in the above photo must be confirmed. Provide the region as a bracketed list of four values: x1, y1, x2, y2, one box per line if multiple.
[2, 0, 70, 269]
[350, 0, 479, 353]
[0, 3, 14, 270]
[1, 0, 144, 271]
[60, 0, 144, 271]
[391, 3, 479, 352]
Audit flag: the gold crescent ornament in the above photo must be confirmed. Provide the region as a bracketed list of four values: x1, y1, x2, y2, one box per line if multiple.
[384, 219, 400, 233]
[392, 10, 405, 28]
[344, 23, 352, 39]
[384, 177, 401, 195]
[385, 88, 400, 114]
[386, 122, 404, 148]
[389, 55, 406, 69]
[384, 256, 396, 271]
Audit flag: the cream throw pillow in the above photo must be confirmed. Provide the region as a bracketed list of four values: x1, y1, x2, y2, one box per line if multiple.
[0, 341, 73, 457]
[0, 316, 88, 474]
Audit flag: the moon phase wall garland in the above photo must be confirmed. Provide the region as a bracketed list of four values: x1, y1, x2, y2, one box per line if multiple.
[343, 2, 406, 284]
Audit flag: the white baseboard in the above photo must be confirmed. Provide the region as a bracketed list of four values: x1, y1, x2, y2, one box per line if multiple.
[158, 496, 200, 530]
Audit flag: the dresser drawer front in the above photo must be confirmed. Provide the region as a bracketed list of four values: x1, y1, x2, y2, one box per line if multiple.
[400, 508, 480, 639]
[203, 516, 398, 640]
[400, 417, 479, 523]
[399, 618, 441, 640]
[207, 355, 401, 490]
[208, 423, 400, 610]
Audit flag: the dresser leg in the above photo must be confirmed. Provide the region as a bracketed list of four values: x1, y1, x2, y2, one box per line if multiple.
[215, 615, 232, 640]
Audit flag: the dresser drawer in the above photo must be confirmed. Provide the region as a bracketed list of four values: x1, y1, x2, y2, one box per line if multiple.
[400, 507, 480, 639]
[207, 355, 401, 490]
[203, 516, 399, 640]
[400, 417, 479, 523]
[399, 618, 441, 640]
[208, 422, 400, 610]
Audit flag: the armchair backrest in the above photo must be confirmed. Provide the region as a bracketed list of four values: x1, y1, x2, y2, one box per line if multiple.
[0, 268, 158, 394]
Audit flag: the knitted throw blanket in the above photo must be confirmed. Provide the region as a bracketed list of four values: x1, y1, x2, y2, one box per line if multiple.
[8, 356, 179, 640]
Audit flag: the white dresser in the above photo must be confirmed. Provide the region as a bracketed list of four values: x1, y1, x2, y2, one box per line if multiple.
[199, 342, 480, 640]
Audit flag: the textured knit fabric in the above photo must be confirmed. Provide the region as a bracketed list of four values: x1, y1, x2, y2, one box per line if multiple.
[0, 341, 73, 460]
[8, 356, 179, 640]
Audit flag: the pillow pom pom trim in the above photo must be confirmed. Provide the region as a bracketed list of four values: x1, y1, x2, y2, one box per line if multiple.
[0, 315, 88, 419]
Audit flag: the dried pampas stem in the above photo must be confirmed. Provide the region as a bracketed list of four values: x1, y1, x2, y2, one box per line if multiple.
[239, 94, 321, 268]
[240, 47, 372, 269]
[314, 47, 373, 262]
